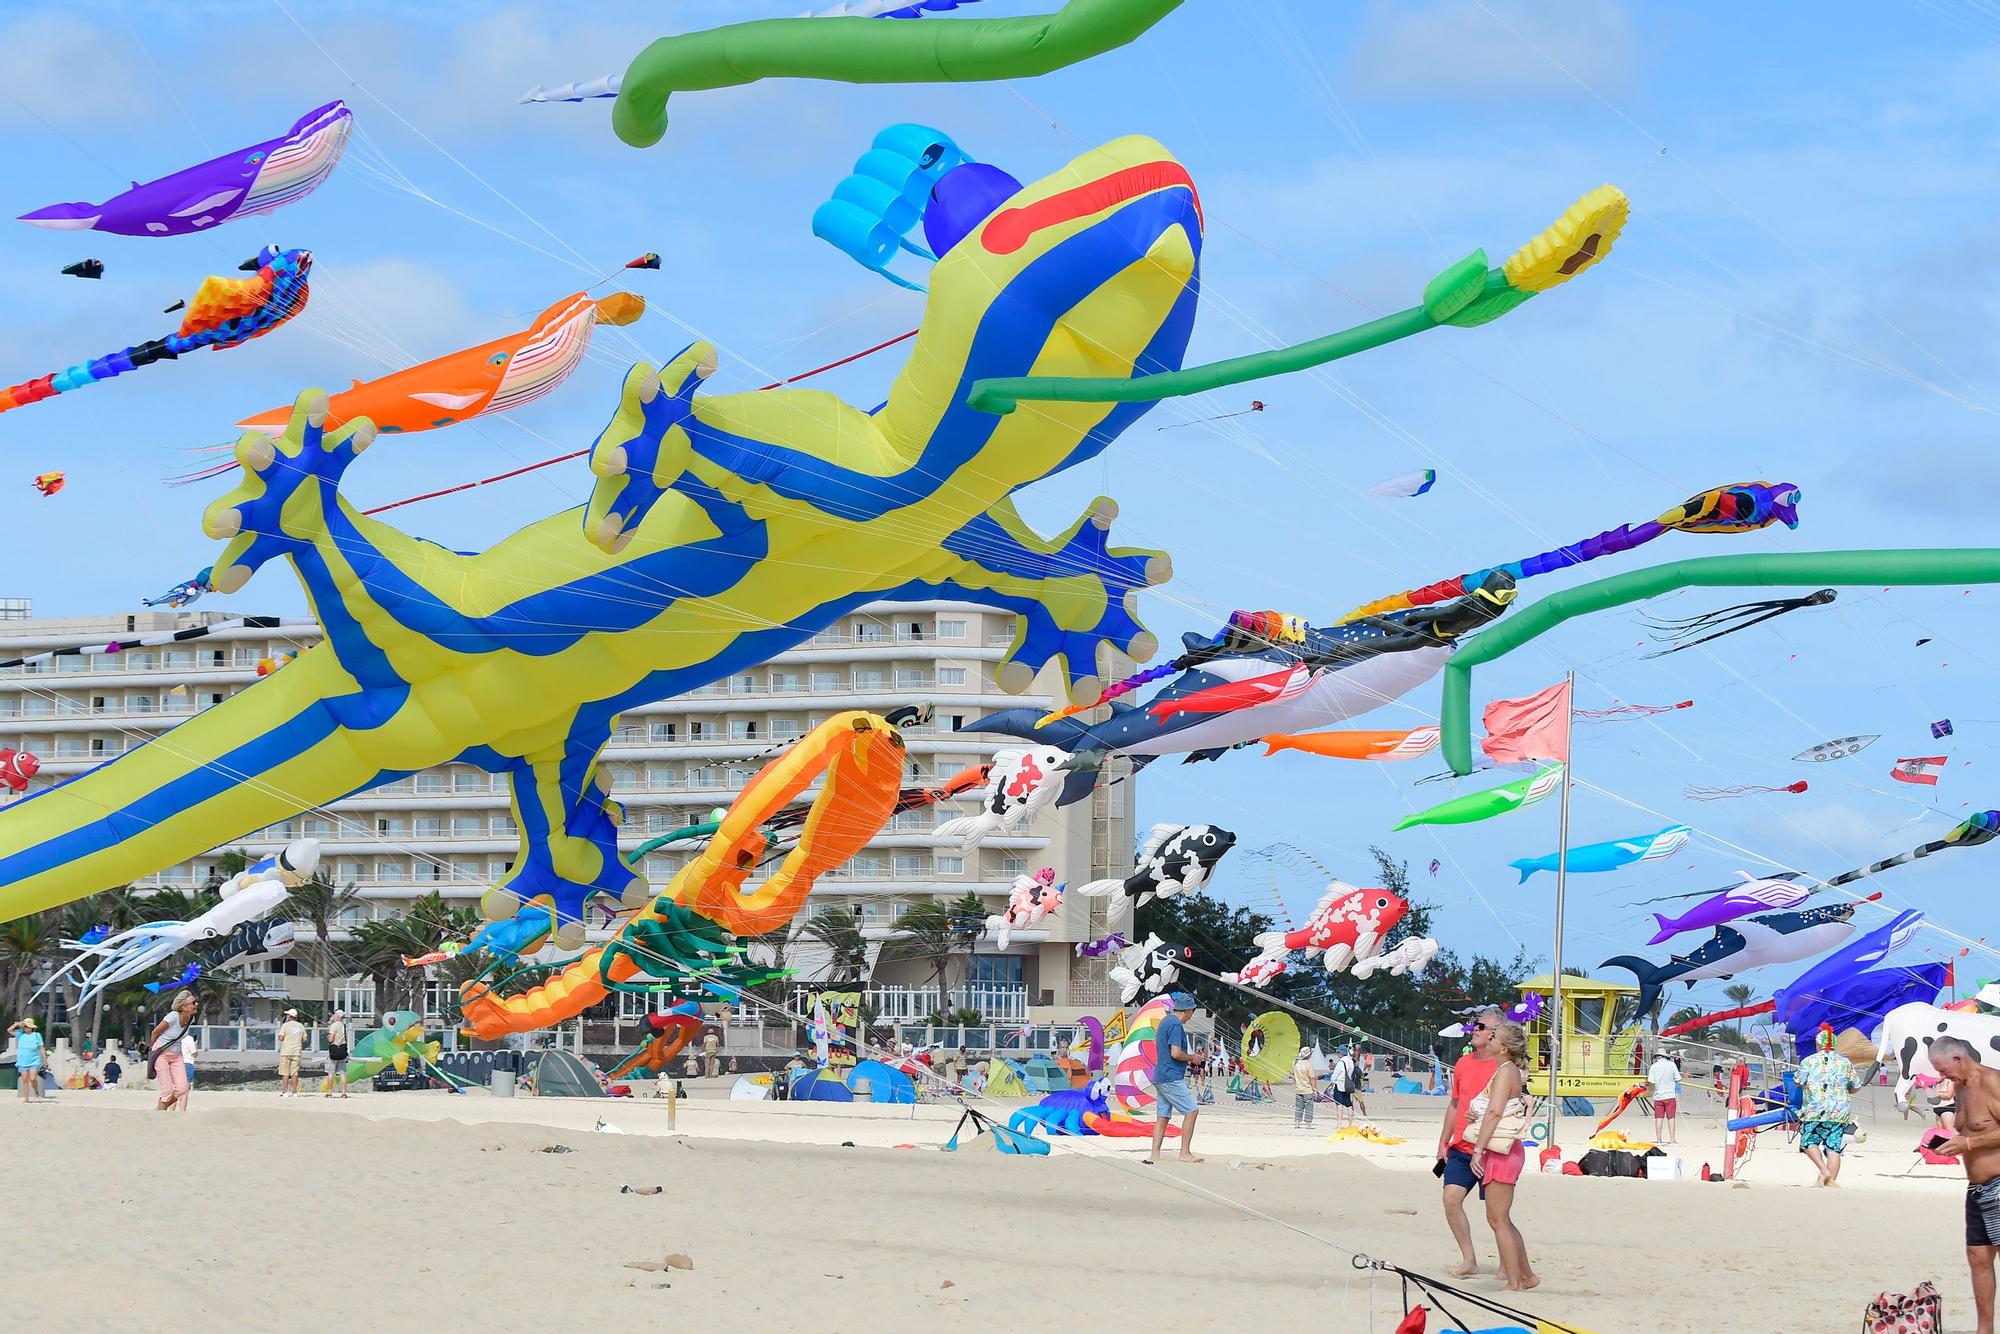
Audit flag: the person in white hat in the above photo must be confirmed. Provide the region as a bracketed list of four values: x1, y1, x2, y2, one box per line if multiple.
[276, 1008, 307, 1097]
[325, 1009, 351, 1098]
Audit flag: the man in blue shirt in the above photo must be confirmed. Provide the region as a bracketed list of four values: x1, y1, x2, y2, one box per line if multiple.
[1147, 993, 1204, 1165]
[10, 1017, 45, 1102]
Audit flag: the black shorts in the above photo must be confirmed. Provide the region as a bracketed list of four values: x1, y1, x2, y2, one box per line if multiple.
[1331, 1088, 1353, 1107]
[1968, 1179, 2000, 1248]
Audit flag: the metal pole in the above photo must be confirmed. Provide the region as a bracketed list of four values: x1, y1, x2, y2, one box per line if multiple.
[1547, 671, 1575, 1149]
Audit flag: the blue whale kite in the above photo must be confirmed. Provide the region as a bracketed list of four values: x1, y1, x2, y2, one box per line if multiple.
[1511, 824, 1691, 883]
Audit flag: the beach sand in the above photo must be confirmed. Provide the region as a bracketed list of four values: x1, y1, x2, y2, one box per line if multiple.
[0, 1080, 1967, 1332]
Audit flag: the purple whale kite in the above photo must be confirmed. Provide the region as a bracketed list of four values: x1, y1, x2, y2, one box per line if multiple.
[1645, 871, 1811, 945]
[20, 102, 351, 237]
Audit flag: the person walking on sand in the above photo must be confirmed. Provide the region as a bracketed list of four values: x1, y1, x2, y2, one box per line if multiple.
[147, 991, 198, 1112]
[1467, 1017, 1539, 1292]
[324, 1010, 350, 1098]
[1648, 1047, 1680, 1144]
[1328, 1046, 1358, 1128]
[1437, 1008, 1502, 1278]
[1937, 1035, 2000, 1334]
[1291, 1047, 1316, 1129]
[180, 1027, 198, 1089]
[1798, 1023, 1862, 1186]
[9, 1017, 44, 1102]
[276, 1008, 307, 1098]
[1146, 992, 1204, 1165]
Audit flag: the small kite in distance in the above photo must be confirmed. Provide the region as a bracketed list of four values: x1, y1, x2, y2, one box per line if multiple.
[625, 252, 660, 269]
[61, 259, 103, 279]
[1933, 719, 1954, 739]
[1890, 756, 1947, 787]
[1643, 589, 1836, 658]
[1794, 735, 1879, 763]
[1367, 468, 1437, 498]
[31, 472, 64, 497]
[1685, 780, 1808, 801]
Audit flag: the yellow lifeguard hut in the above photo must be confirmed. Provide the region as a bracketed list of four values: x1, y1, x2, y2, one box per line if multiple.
[1518, 973, 1647, 1099]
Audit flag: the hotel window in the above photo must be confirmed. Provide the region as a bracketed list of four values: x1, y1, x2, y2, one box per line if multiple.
[812, 671, 842, 693]
[651, 722, 677, 742]
[851, 854, 883, 877]
[937, 856, 965, 875]
[453, 770, 486, 792]
[452, 816, 483, 837]
[415, 773, 449, 794]
[415, 817, 445, 837]
[937, 667, 967, 686]
[894, 668, 928, 688]
[729, 719, 759, 741]
[893, 853, 929, 876]
[1000, 855, 1028, 875]
[937, 619, 966, 639]
[852, 668, 885, 689]
[647, 764, 679, 788]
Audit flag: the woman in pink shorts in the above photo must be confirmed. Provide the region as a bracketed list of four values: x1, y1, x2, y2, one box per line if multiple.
[1467, 1018, 1538, 1292]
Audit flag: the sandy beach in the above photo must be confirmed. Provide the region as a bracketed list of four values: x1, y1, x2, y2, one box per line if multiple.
[0, 1079, 1968, 1333]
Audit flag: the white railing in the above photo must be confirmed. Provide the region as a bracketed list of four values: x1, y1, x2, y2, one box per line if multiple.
[793, 984, 1028, 1023]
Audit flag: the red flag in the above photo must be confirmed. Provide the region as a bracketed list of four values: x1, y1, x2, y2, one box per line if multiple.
[1890, 756, 1947, 786]
[1480, 679, 1571, 765]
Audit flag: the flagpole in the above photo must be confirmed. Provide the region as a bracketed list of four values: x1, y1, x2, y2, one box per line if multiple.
[1548, 670, 1575, 1150]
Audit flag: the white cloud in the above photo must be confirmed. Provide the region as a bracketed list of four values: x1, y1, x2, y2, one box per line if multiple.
[1344, 0, 1636, 104]
[0, 11, 153, 131]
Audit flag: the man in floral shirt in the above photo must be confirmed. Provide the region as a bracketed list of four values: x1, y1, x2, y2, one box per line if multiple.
[1797, 1024, 1862, 1186]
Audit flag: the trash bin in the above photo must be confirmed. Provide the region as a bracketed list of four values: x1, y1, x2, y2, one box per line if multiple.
[0, 1068, 16, 1092]
[490, 1069, 514, 1098]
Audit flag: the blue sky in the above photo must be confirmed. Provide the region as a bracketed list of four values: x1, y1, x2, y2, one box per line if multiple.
[1, 1, 1994, 1011]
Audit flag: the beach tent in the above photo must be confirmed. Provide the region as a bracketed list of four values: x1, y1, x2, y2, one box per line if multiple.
[530, 1050, 607, 1098]
[983, 1058, 1030, 1097]
[1021, 1054, 1067, 1093]
[730, 1074, 770, 1101]
[792, 1068, 855, 1102]
[848, 1059, 916, 1104]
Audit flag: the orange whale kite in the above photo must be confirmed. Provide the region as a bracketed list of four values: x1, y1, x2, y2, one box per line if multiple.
[235, 290, 644, 436]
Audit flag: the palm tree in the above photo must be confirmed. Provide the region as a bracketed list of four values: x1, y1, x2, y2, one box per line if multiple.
[798, 910, 868, 984]
[885, 901, 959, 1012]
[0, 913, 56, 1020]
[1666, 1006, 1705, 1031]
[1723, 983, 1757, 1039]
[347, 917, 430, 1016]
[279, 871, 365, 1001]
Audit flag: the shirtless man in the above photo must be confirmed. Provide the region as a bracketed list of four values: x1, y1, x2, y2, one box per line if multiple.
[1935, 1036, 2000, 1334]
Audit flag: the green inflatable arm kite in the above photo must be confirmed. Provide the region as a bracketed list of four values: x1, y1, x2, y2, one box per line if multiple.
[969, 185, 1628, 415]
[1440, 548, 2000, 774]
[613, 0, 1186, 147]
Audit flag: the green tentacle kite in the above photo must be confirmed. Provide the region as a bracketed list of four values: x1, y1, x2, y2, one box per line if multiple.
[970, 185, 1629, 415]
[610, 0, 1187, 147]
[1440, 548, 2000, 775]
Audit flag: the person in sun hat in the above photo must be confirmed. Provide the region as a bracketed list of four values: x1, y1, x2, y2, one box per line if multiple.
[1146, 992, 1205, 1166]
[8, 1017, 44, 1102]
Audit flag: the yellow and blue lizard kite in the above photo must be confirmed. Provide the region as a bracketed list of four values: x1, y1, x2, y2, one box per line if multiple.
[0, 135, 1623, 947]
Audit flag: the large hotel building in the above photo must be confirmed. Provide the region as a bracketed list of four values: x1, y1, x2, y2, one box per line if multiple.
[0, 599, 1130, 1028]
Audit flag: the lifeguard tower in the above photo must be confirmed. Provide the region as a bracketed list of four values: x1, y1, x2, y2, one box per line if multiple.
[1517, 973, 1646, 1099]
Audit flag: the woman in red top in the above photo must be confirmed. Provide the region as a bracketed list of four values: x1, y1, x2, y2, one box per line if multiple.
[1436, 1012, 1500, 1277]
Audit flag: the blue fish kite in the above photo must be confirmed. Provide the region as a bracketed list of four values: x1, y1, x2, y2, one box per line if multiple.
[1511, 824, 1691, 883]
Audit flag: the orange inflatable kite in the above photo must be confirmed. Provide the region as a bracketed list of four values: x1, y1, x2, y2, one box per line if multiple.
[458, 711, 904, 1039]
[1259, 726, 1440, 761]
[236, 291, 644, 437]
